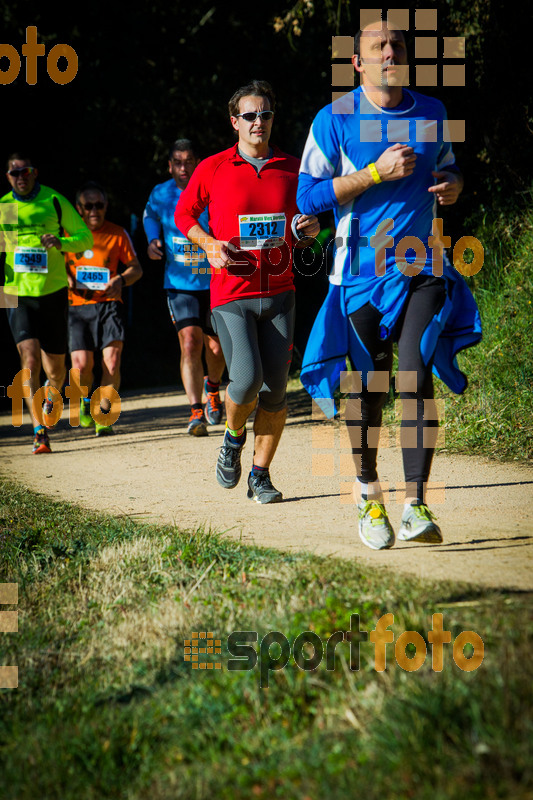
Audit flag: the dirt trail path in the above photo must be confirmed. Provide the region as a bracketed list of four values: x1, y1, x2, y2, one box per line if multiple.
[1, 386, 532, 590]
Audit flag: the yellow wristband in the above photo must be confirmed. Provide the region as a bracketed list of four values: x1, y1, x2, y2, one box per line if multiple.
[368, 162, 382, 184]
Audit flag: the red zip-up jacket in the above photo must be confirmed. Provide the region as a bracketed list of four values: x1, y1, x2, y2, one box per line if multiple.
[175, 144, 300, 308]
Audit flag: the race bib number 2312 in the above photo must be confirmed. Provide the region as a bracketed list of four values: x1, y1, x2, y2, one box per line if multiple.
[238, 213, 286, 249]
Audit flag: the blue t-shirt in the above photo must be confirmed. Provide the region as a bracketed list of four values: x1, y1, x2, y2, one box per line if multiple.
[297, 86, 457, 282]
[143, 179, 210, 291]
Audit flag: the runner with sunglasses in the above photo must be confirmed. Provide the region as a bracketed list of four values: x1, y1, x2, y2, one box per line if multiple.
[143, 139, 225, 437]
[65, 181, 142, 436]
[1, 153, 93, 453]
[176, 80, 320, 503]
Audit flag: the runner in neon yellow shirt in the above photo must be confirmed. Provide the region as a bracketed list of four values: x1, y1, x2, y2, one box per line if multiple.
[1, 153, 93, 454]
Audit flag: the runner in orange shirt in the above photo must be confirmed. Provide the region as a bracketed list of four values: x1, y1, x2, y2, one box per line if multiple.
[66, 181, 142, 435]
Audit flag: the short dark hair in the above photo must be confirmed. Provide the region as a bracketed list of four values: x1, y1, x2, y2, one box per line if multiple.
[7, 152, 32, 170]
[76, 180, 108, 206]
[168, 139, 197, 161]
[228, 80, 275, 119]
[353, 28, 364, 58]
[354, 14, 407, 56]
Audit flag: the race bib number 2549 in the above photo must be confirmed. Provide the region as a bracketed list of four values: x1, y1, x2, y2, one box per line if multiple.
[13, 247, 48, 273]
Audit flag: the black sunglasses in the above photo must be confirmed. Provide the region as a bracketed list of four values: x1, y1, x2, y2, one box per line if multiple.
[81, 202, 105, 210]
[235, 111, 274, 122]
[7, 167, 35, 178]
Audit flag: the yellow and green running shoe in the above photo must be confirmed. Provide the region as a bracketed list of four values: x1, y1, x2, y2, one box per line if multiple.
[80, 399, 94, 428]
[95, 422, 115, 437]
[357, 501, 395, 550]
[398, 503, 443, 544]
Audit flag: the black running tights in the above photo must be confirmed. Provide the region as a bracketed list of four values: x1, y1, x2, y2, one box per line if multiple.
[346, 275, 446, 502]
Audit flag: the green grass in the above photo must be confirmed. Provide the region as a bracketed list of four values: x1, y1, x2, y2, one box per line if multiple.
[1, 196, 531, 798]
[1, 478, 531, 799]
[437, 195, 533, 462]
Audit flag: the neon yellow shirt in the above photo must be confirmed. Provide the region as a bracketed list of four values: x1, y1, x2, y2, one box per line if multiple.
[0, 184, 93, 297]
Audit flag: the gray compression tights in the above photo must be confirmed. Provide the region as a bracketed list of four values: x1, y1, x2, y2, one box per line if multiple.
[211, 292, 295, 413]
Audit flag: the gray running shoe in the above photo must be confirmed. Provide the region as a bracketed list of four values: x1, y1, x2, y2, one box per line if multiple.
[357, 501, 395, 550]
[204, 377, 223, 425]
[43, 379, 54, 415]
[247, 471, 283, 504]
[43, 379, 55, 429]
[398, 503, 443, 543]
[216, 429, 246, 488]
[188, 408, 208, 437]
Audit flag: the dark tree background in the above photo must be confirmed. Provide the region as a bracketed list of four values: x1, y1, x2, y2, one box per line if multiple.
[1, 0, 530, 395]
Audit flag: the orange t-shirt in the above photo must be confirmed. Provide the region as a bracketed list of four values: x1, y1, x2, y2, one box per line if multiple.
[66, 219, 137, 306]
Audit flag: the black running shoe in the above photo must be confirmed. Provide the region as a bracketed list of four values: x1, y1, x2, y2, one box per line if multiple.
[247, 471, 283, 504]
[216, 429, 246, 488]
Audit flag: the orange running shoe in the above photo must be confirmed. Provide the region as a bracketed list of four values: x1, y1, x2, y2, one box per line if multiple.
[32, 429, 52, 454]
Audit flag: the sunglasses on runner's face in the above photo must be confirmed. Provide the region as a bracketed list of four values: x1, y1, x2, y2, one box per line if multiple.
[235, 111, 274, 122]
[81, 202, 105, 210]
[7, 167, 35, 178]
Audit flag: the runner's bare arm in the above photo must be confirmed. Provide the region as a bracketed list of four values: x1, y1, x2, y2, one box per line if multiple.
[294, 214, 320, 248]
[186, 223, 236, 270]
[104, 257, 143, 299]
[147, 239, 164, 259]
[40, 234, 62, 249]
[332, 144, 417, 205]
[428, 169, 464, 206]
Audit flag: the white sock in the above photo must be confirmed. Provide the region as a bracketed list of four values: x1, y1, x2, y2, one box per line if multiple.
[404, 500, 422, 512]
[356, 478, 383, 504]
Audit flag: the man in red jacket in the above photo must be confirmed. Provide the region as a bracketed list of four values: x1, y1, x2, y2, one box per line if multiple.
[176, 80, 319, 503]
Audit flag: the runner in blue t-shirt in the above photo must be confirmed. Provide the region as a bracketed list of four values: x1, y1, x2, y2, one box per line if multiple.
[298, 17, 481, 549]
[143, 139, 225, 436]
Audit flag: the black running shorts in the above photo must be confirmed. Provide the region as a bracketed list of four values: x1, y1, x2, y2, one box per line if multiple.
[68, 300, 125, 352]
[7, 287, 68, 354]
[166, 288, 214, 334]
